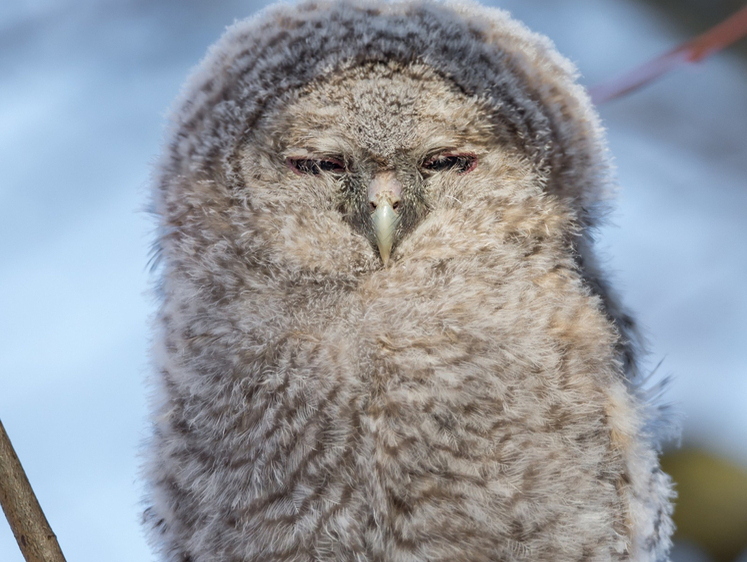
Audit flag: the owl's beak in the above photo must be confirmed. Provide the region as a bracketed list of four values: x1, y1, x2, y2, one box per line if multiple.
[371, 200, 397, 265]
[369, 173, 402, 265]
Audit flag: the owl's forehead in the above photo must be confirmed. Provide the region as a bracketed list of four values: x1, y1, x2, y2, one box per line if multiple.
[271, 62, 493, 161]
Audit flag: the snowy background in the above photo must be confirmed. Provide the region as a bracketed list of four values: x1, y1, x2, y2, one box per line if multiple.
[1, 0, 745, 561]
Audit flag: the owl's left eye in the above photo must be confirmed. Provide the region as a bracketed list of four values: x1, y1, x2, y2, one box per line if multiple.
[422, 153, 477, 174]
[287, 157, 346, 176]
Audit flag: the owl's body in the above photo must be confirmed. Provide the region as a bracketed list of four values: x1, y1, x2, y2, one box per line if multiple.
[144, 2, 675, 561]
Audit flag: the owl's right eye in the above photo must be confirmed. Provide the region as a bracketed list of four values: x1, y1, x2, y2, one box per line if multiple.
[287, 157, 346, 176]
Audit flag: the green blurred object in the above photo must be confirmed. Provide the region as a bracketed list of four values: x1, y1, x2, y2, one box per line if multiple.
[661, 448, 747, 562]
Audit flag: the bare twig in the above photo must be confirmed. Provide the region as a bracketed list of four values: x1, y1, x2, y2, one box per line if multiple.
[0, 419, 67, 562]
[590, 4, 747, 104]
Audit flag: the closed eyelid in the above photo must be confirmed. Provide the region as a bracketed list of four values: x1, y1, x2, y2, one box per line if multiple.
[286, 156, 347, 175]
[421, 152, 478, 174]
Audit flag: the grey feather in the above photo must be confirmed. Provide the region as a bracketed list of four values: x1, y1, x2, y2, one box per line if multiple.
[142, 1, 676, 561]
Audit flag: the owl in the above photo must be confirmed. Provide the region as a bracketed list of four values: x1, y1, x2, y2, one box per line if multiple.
[142, 1, 676, 561]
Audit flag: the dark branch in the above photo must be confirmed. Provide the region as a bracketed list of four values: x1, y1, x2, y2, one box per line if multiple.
[0, 419, 67, 562]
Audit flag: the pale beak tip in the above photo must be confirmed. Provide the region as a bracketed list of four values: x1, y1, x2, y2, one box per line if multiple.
[371, 199, 397, 267]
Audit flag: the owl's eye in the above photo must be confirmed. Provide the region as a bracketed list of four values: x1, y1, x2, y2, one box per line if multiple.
[287, 157, 346, 176]
[422, 153, 477, 174]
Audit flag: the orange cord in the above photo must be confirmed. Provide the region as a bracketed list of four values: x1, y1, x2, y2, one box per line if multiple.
[589, 4, 747, 104]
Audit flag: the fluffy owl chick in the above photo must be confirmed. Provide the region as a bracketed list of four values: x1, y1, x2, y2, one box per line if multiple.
[143, 2, 675, 561]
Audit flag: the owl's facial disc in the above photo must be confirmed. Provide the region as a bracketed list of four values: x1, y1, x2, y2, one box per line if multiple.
[368, 172, 402, 265]
[261, 62, 496, 269]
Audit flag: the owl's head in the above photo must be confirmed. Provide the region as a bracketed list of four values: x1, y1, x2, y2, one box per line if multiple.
[154, 0, 611, 283]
